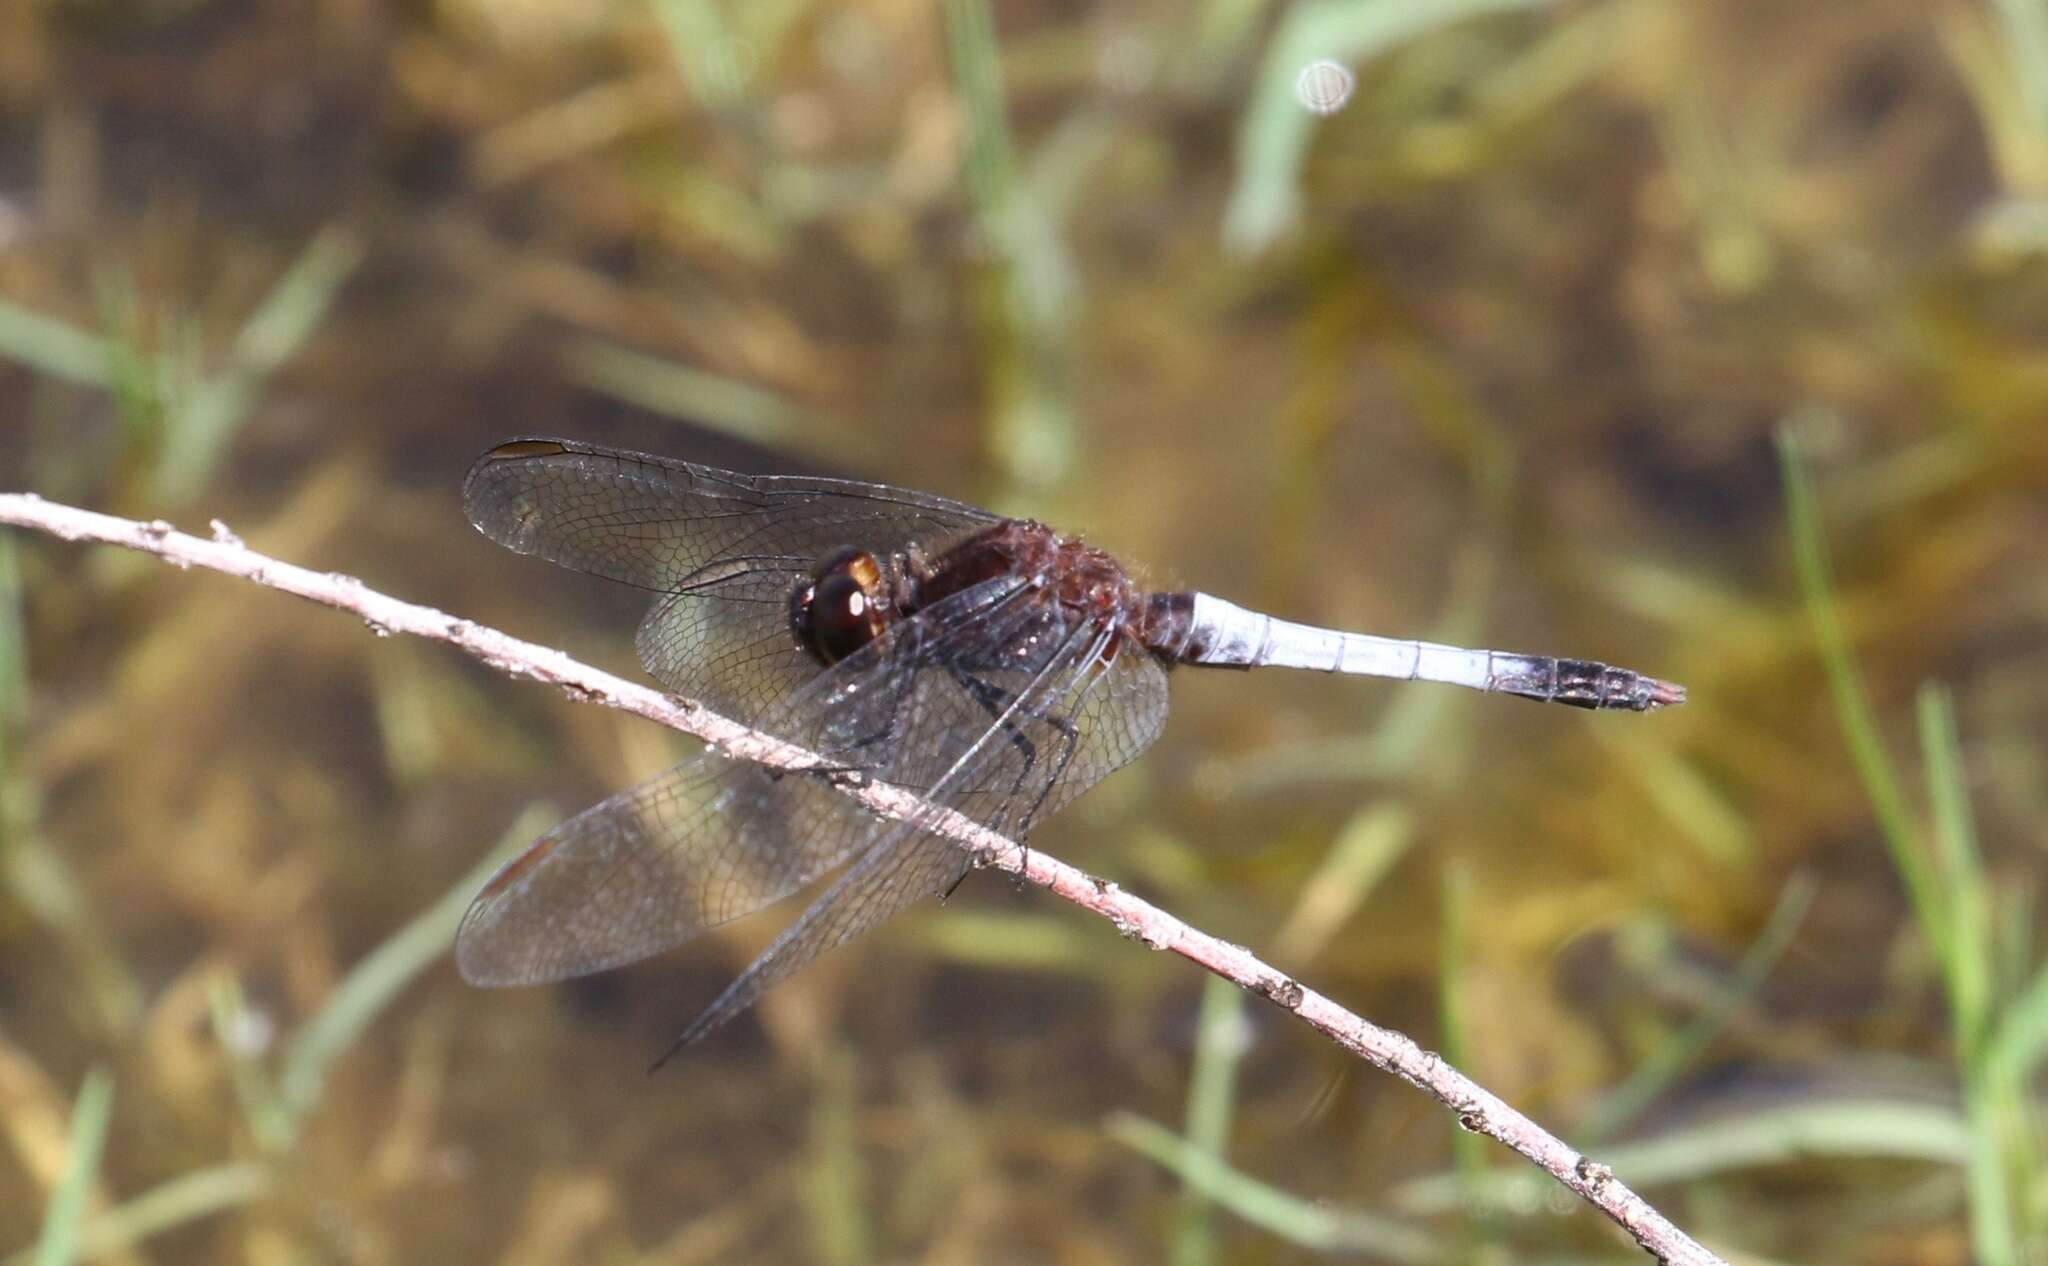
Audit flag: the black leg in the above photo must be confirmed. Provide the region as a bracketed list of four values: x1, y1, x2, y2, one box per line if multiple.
[948, 667, 1040, 831]
[947, 666, 1082, 839]
[783, 630, 931, 784]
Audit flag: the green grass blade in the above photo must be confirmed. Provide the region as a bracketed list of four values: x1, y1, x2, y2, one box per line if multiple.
[1958, 1064, 2025, 1266]
[7, 1163, 272, 1266]
[209, 976, 295, 1152]
[1439, 860, 1492, 1254]
[800, 1048, 872, 1266]
[1579, 876, 1815, 1145]
[157, 227, 362, 501]
[0, 537, 142, 1029]
[1396, 1097, 1973, 1215]
[1777, 427, 1949, 959]
[32, 1067, 113, 1266]
[224, 228, 363, 379]
[917, 908, 1098, 970]
[1269, 803, 1416, 965]
[1919, 685, 2028, 1265]
[944, 0, 1078, 493]
[0, 301, 111, 387]
[1989, 960, 2048, 1084]
[278, 804, 550, 1119]
[1171, 974, 1249, 1266]
[0, 534, 23, 742]
[945, 0, 1019, 228]
[1917, 685, 1993, 1050]
[1109, 1113, 1438, 1260]
[562, 337, 803, 443]
[1433, 856, 1482, 1179]
[90, 274, 166, 450]
[1783, 426, 2028, 1263]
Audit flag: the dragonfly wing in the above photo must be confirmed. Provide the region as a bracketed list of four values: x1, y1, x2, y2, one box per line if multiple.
[457, 748, 885, 985]
[462, 438, 997, 593]
[456, 574, 1035, 985]
[659, 812, 981, 1055]
[464, 438, 1001, 728]
[631, 563, 824, 736]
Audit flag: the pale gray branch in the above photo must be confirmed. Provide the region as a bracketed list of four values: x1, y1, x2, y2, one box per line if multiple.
[0, 490, 1728, 1266]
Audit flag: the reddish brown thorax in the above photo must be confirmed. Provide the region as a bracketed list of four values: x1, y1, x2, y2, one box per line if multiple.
[905, 522, 1149, 631]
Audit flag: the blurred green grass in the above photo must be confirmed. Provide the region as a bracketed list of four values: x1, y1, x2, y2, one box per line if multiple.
[30, 1067, 110, 1266]
[0, 228, 359, 504]
[1785, 427, 2047, 1265]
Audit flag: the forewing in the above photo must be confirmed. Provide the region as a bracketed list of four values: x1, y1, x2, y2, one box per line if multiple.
[462, 437, 997, 593]
[456, 575, 1036, 985]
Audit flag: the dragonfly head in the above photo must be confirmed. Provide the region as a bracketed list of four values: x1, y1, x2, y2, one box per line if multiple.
[790, 546, 887, 665]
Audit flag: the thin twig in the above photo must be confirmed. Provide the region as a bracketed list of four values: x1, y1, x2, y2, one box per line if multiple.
[0, 491, 1728, 1266]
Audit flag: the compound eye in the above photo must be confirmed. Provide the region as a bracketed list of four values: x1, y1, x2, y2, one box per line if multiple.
[790, 549, 884, 665]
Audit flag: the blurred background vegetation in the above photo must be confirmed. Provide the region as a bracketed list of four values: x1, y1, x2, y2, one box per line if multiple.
[3, 0, 2048, 1262]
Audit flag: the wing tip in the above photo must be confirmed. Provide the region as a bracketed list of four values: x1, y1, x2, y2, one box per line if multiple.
[452, 930, 518, 987]
[463, 437, 574, 491]
[454, 917, 580, 989]
[461, 439, 573, 546]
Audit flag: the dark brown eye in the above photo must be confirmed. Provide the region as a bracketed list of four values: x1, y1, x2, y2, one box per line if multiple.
[790, 548, 884, 665]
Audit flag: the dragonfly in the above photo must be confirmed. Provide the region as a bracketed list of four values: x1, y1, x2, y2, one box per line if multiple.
[456, 438, 1684, 1059]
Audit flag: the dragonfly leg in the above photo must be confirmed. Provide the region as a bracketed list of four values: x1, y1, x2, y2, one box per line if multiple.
[946, 666, 1081, 840]
[765, 658, 926, 786]
[1021, 713, 1080, 834]
[947, 667, 1038, 813]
